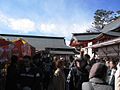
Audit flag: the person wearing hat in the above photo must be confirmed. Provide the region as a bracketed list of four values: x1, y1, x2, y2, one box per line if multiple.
[82, 62, 113, 90]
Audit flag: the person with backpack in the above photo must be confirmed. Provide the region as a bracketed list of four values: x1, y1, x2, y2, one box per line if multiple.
[82, 62, 113, 90]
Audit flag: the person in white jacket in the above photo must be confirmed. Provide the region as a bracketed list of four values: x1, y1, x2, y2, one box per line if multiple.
[115, 62, 120, 90]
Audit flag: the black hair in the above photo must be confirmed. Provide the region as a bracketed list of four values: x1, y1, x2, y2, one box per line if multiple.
[23, 55, 31, 60]
[84, 54, 90, 59]
[11, 55, 18, 64]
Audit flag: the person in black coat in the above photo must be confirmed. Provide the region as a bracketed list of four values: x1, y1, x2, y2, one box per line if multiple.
[5, 55, 19, 90]
[67, 59, 89, 90]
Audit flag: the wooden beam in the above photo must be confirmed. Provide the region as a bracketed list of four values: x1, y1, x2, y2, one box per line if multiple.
[101, 47, 107, 57]
[111, 44, 119, 56]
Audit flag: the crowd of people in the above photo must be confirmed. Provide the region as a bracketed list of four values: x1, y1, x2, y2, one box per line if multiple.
[0, 52, 120, 90]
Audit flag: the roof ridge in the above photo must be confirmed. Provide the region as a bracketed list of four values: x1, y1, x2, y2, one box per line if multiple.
[72, 32, 100, 36]
[0, 34, 64, 39]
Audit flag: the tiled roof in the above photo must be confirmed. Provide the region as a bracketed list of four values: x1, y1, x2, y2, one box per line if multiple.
[101, 17, 120, 36]
[0, 34, 73, 51]
[72, 33, 100, 41]
[104, 31, 120, 37]
[102, 18, 120, 33]
[71, 18, 120, 42]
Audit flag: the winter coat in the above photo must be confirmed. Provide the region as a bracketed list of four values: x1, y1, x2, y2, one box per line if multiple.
[115, 63, 120, 90]
[5, 64, 18, 90]
[18, 66, 37, 90]
[82, 78, 113, 90]
[53, 68, 66, 90]
[108, 68, 116, 89]
[67, 67, 89, 90]
[115, 72, 120, 90]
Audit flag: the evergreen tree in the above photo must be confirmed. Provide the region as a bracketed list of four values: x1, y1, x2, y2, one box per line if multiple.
[87, 9, 120, 32]
[92, 9, 114, 32]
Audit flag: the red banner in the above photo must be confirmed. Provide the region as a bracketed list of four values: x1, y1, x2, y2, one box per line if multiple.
[0, 39, 35, 62]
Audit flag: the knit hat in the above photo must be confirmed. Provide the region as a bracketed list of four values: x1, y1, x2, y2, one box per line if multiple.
[89, 62, 108, 80]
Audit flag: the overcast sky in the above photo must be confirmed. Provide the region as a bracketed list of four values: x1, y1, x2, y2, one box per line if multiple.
[0, 0, 120, 45]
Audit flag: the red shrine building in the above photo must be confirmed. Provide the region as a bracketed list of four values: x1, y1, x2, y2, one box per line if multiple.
[70, 17, 120, 58]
